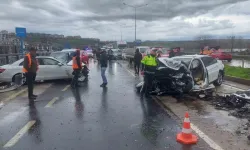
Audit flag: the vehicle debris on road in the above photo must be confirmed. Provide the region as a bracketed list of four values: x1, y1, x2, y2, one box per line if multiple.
[199, 89, 250, 140]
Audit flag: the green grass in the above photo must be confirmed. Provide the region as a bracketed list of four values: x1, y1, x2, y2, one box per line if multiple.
[225, 65, 250, 80]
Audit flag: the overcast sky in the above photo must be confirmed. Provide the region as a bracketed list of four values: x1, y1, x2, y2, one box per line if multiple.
[0, 0, 250, 41]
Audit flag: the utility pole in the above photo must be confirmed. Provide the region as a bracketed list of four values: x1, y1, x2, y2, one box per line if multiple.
[123, 3, 148, 47]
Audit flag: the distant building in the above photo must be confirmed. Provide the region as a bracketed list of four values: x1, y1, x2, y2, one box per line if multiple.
[27, 33, 64, 39]
[0, 30, 20, 46]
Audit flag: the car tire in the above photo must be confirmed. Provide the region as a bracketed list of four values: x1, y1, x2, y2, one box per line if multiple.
[213, 71, 223, 86]
[12, 73, 26, 85]
[228, 59, 232, 62]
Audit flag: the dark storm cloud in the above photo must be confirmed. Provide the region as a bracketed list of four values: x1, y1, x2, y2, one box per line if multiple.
[68, 0, 249, 21]
[1, 0, 247, 22]
[0, 0, 249, 40]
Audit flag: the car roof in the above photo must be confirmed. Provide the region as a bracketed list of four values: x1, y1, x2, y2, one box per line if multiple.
[61, 49, 83, 52]
[136, 46, 149, 48]
[36, 56, 56, 59]
[173, 55, 210, 59]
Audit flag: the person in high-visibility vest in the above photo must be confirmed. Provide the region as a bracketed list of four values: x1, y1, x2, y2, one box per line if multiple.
[71, 49, 82, 88]
[22, 47, 39, 105]
[141, 50, 158, 95]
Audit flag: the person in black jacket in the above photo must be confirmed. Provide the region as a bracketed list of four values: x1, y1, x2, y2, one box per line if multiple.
[134, 48, 142, 75]
[23, 47, 38, 105]
[169, 48, 175, 58]
[96, 48, 101, 61]
[100, 49, 108, 87]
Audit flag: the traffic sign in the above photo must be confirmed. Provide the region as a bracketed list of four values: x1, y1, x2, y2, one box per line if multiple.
[135, 40, 142, 45]
[15, 27, 26, 38]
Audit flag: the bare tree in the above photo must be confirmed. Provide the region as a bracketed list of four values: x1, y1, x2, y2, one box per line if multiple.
[228, 35, 235, 53]
[236, 36, 244, 51]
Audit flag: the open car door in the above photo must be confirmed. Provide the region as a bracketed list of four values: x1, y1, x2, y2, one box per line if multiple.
[188, 58, 209, 91]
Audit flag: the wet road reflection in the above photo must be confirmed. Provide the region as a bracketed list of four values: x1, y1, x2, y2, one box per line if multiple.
[72, 88, 84, 120]
[0, 61, 210, 150]
[140, 97, 162, 146]
[101, 87, 108, 113]
[28, 105, 42, 144]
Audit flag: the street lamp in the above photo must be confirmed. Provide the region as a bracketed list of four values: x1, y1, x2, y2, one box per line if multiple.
[117, 24, 133, 41]
[123, 2, 148, 46]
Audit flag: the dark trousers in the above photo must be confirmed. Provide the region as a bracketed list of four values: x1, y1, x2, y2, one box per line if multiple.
[26, 72, 36, 98]
[144, 74, 153, 93]
[134, 63, 140, 74]
[71, 69, 80, 87]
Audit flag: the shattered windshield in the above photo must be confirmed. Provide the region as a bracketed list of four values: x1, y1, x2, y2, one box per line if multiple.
[50, 52, 73, 63]
[172, 58, 192, 66]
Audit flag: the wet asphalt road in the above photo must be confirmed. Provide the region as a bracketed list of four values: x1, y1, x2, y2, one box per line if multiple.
[0, 60, 210, 150]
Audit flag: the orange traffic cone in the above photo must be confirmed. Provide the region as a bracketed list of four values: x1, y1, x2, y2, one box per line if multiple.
[177, 112, 198, 145]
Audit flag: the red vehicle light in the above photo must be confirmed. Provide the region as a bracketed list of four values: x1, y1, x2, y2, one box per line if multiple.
[0, 68, 6, 73]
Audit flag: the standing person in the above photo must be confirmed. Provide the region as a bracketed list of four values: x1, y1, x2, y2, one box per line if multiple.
[169, 48, 175, 58]
[175, 47, 181, 56]
[134, 48, 142, 75]
[96, 48, 101, 62]
[100, 49, 108, 87]
[156, 49, 163, 58]
[22, 47, 39, 105]
[141, 50, 157, 96]
[107, 48, 113, 60]
[71, 49, 82, 88]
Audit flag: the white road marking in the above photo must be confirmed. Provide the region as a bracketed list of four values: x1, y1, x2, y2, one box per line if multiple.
[2, 88, 28, 103]
[3, 120, 36, 148]
[124, 65, 224, 150]
[125, 68, 135, 77]
[45, 97, 59, 108]
[0, 102, 3, 109]
[191, 123, 224, 150]
[222, 84, 244, 91]
[62, 85, 70, 91]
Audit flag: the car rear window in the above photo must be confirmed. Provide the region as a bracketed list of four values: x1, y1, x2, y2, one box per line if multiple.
[139, 48, 148, 53]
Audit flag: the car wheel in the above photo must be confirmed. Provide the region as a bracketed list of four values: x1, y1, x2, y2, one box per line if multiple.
[213, 71, 223, 86]
[228, 59, 232, 62]
[12, 73, 26, 85]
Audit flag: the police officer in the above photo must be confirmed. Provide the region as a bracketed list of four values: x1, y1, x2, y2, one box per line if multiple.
[141, 50, 157, 95]
[71, 49, 82, 88]
[22, 47, 39, 105]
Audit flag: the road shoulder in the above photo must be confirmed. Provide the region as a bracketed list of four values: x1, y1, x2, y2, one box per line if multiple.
[155, 95, 250, 150]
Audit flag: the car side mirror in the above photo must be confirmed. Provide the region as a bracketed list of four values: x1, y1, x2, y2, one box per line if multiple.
[58, 63, 63, 66]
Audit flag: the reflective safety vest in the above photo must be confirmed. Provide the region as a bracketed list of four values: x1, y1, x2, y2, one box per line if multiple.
[72, 56, 82, 69]
[141, 55, 157, 66]
[22, 53, 39, 73]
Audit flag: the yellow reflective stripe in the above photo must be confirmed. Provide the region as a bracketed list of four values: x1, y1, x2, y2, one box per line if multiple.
[143, 56, 157, 66]
[141, 57, 147, 64]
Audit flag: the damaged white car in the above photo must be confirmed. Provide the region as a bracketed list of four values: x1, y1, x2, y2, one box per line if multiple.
[136, 55, 224, 96]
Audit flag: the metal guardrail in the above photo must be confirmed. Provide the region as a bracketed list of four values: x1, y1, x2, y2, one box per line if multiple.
[0, 52, 50, 66]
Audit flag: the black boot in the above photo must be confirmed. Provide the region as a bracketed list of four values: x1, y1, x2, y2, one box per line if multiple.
[100, 83, 107, 87]
[32, 94, 38, 98]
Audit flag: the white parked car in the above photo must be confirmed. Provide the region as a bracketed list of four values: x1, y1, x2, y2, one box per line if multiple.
[0, 56, 86, 84]
[171, 55, 224, 87]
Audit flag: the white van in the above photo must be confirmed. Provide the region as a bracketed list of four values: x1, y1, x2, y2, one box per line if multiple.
[136, 46, 150, 55]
